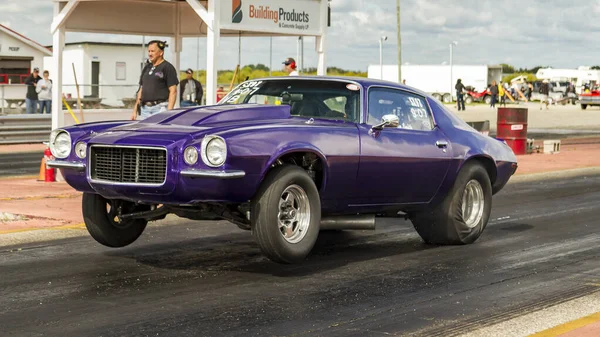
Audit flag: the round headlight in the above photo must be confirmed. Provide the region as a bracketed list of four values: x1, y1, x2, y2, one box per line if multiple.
[183, 146, 198, 165]
[50, 130, 71, 159]
[75, 142, 87, 159]
[201, 136, 227, 167]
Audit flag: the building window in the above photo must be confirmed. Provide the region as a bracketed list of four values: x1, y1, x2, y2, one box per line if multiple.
[116, 62, 126, 80]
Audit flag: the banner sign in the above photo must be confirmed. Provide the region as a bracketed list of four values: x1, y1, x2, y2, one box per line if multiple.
[220, 0, 323, 35]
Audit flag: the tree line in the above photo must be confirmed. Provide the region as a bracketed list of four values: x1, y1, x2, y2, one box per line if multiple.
[181, 64, 367, 87]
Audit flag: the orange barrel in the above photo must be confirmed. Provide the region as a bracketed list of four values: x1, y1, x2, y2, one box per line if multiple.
[496, 107, 528, 155]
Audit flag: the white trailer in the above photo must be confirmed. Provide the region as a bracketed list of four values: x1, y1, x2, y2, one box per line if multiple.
[535, 66, 600, 93]
[367, 64, 502, 102]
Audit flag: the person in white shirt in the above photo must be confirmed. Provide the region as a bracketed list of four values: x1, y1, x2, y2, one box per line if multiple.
[36, 70, 52, 114]
[283, 57, 299, 76]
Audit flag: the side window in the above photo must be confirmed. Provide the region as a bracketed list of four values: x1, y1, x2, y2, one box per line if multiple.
[368, 88, 434, 131]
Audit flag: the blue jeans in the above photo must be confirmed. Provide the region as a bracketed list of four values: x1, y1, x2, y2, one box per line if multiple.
[180, 100, 197, 107]
[26, 99, 38, 114]
[39, 100, 51, 114]
[456, 92, 465, 110]
[140, 102, 168, 120]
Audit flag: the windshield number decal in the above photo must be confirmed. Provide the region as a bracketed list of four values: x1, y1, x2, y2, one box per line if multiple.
[225, 81, 264, 103]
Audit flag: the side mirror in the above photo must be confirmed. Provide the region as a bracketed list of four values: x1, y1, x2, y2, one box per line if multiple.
[372, 114, 399, 130]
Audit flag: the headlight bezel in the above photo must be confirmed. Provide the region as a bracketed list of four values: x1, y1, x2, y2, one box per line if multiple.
[183, 146, 199, 165]
[75, 141, 87, 159]
[50, 129, 72, 159]
[200, 135, 227, 168]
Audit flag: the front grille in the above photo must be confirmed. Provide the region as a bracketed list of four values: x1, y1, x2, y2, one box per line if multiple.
[90, 146, 167, 184]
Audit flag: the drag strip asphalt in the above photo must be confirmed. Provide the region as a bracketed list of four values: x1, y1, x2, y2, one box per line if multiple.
[1, 173, 599, 337]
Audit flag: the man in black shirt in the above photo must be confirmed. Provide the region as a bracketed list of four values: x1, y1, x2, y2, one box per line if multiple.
[455, 78, 466, 111]
[24, 67, 41, 114]
[131, 40, 179, 120]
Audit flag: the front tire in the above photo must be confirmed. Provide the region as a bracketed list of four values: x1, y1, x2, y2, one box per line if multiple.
[82, 193, 148, 247]
[581, 104, 588, 110]
[251, 165, 321, 264]
[411, 162, 492, 245]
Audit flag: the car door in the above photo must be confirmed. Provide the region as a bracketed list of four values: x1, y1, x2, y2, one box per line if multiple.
[354, 86, 452, 205]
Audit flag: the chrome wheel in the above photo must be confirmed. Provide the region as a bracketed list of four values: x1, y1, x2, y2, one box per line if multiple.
[461, 180, 485, 228]
[278, 184, 310, 244]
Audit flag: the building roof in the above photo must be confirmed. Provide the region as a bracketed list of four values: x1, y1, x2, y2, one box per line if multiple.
[0, 24, 52, 56]
[46, 41, 147, 49]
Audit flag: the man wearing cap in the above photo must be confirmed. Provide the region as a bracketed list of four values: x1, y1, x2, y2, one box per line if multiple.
[24, 67, 41, 113]
[283, 57, 299, 76]
[131, 40, 179, 120]
[179, 68, 203, 107]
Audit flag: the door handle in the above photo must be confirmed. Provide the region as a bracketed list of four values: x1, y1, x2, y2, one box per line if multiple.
[436, 140, 448, 148]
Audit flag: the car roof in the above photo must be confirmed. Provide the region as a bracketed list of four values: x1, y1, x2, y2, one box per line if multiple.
[245, 75, 429, 97]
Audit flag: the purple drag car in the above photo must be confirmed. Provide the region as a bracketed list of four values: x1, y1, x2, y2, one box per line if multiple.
[48, 76, 518, 264]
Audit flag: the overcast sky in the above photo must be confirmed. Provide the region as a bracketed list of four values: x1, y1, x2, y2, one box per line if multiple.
[1, 0, 599, 71]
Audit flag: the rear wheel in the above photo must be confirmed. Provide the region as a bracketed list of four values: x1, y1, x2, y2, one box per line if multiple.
[581, 104, 588, 110]
[411, 162, 492, 245]
[432, 93, 442, 101]
[251, 165, 321, 264]
[465, 96, 473, 104]
[82, 193, 149, 247]
[442, 93, 453, 103]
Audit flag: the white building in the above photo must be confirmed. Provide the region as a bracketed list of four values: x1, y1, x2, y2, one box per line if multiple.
[368, 64, 503, 102]
[0, 24, 51, 110]
[44, 42, 147, 107]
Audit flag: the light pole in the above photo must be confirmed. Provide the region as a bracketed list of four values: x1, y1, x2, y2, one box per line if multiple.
[379, 36, 387, 80]
[449, 41, 458, 101]
[396, 0, 401, 83]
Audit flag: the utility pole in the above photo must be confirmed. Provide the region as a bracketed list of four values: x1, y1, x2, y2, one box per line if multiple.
[396, 0, 401, 83]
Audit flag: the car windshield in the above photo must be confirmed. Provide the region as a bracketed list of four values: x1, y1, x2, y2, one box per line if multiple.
[218, 79, 361, 122]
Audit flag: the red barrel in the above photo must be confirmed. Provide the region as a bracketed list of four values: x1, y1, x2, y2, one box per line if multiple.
[496, 107, 528, 155]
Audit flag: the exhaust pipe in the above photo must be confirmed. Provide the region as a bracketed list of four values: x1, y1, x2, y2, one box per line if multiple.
[320, 215, 375, 230]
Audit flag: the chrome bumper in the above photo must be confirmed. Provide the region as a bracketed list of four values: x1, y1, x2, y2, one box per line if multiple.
[180, 169, 246, 179]
[46, 160, 85, 171]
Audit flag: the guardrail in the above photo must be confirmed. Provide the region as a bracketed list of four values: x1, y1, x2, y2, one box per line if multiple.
[0, 114, 51, 144]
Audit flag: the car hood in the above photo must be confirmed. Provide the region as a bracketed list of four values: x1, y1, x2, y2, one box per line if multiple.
[142, 104, 290, 127]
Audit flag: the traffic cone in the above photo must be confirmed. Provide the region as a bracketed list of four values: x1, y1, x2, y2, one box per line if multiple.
[37, 156, 46, 182]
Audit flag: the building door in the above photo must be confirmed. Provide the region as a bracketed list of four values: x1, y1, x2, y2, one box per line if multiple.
[91, 61, 100, 98]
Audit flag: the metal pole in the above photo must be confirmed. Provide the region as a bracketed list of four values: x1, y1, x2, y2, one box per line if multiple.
[396, 0, 401, 83]
[1, 85, 4, 114]
[196, 36, 200, 80]
[379, 39, 383, 80]
[269, 37, 272, 76]
[141, 36, 145, 70]
[300, 36, 304, 75]
[450, 43, 453, 101]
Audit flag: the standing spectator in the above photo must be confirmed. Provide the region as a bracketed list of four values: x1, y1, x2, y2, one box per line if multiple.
[282, 57, 299, 76]
[131, 40, 179, 120]
[179, 68, 203, 107]
[539, 79, 550, 110]
[498, 81, 506, 107]
[36, 70, 52, 114]
[489, 80, 498, 108]
[527, 81, 534, 101]
[455, 78, 465, 111]
[24, 67, 41, 114]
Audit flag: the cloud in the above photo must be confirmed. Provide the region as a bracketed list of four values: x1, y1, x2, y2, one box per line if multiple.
[2, 0, 599, 72]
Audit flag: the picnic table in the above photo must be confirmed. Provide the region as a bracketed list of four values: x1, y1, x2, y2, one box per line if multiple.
[4, 99, 26, 113]
[62, 97, 103, 109]
[121, 97, 137, 108]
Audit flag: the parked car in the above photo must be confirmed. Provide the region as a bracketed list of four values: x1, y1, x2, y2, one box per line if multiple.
[580, 90, 600, 109]
[48, 76, 518, 264]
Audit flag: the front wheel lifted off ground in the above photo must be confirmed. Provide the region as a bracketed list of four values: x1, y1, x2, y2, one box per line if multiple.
[82, 193, 149, 247]
[411, 162, 492, 245]
[251, 165, 321, 264]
